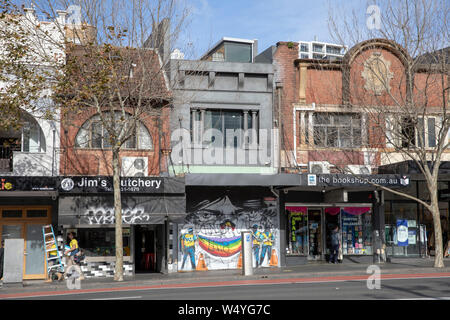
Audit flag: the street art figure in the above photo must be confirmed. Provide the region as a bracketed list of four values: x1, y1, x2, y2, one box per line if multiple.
[179, 195, 280, 271]
[180, 227, 198, 270]
[260, 228, 275, 266]
[251, 224, 262, 267]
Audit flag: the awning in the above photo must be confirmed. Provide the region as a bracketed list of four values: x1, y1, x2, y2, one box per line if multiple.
[58, 195, 186, 225]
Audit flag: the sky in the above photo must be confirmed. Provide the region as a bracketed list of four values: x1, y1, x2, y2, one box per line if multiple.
[184, 0, 367, 59]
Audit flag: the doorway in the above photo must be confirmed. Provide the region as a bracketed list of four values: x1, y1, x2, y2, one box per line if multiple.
[307, 208, 322, 259]
[324, 208, 341, 261]
[134, 225, 156, 273]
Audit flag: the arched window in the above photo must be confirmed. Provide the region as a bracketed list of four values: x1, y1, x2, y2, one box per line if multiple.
[75, 114, 153, 150]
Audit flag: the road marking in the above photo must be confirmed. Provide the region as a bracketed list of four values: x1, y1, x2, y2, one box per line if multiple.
[396, 297, 450, 300]
[90, 296, 142, 300]
[2, 272, 450, 299]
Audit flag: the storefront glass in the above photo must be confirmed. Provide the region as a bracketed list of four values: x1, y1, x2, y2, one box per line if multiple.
[286, 206, 373, 257]
[385, 202, 421, 256]
[76, 228, 131, 256]
[341, 207, 372, 255]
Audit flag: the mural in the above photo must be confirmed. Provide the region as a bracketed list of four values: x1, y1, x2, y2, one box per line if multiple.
[178, 193, 279, 271]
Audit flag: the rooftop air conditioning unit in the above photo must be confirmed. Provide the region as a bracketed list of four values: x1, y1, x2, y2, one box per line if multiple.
[308, 161, 330, 174]
[346, 165, 371, 175]
[121, 157, 148, 177]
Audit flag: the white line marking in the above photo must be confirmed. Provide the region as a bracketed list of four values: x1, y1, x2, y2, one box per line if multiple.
[90, 296, 142, 300]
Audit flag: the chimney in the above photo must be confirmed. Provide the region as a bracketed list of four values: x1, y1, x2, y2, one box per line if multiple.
[24, 7, 36, 21]
[56, 10, 67, 26]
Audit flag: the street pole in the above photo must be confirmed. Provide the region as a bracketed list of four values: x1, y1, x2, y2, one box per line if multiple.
[241, 231, 253, 276]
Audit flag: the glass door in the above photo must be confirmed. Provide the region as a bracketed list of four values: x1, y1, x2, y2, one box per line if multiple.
[24, 224, 46, 278]
[307, 209, 322, 259]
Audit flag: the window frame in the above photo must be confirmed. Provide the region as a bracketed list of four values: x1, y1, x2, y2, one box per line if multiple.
[312, 113, 362, 148]
[75, 114, 153, 150]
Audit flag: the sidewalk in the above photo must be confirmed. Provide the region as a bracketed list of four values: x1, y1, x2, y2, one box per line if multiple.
[1, 257, 449, 296]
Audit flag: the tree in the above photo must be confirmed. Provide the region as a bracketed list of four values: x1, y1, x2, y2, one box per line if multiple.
[319, 0, 449, 267]
[26, 0, 190, 281]
[0, 0, 60, 131]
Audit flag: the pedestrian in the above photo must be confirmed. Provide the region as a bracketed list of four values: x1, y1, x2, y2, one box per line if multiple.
[329, 225, 340, 264]
[0, 240, 4, 281]
[64, 232, 85, 280]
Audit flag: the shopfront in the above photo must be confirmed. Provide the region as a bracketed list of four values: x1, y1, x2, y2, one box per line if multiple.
[58, 176, 185, 277]
[279, 173, 411, 265]
[285, 205, 373, 261]
[0, 176, 58, 279]
[379, 161, 450, 258]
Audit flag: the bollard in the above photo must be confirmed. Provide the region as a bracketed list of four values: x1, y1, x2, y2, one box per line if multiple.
[241, 231, 253, 276]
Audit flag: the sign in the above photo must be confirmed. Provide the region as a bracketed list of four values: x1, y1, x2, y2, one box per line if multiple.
[59, 176, 164, 193]
[397, 219, 409, 246]
[0, 177, 57, 191]
[408, 230, 417, 245]
[307, 174, 317, 186]
[303, 174, 411, 188]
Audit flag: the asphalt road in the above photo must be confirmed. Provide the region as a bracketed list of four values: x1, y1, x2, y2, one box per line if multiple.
[10, 277, 450, 300]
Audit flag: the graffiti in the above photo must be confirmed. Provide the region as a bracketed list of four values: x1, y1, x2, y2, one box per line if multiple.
[82, 207, 149, 224]
[178, 195, 279, 271]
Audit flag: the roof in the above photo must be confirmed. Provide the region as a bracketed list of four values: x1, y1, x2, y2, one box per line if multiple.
[62, 44, 171, 103]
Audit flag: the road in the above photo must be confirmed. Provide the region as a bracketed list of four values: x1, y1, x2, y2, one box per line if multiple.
[6, 276, 450, 300]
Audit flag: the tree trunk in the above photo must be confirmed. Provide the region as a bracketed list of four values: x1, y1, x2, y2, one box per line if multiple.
[430, 181, 444, 268]
[112, 147, 124, 281]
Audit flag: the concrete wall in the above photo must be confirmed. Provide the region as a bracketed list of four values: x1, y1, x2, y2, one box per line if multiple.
[168, 59, 276, 174]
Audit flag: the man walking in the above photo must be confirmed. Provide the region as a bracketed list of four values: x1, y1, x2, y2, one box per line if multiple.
[330, 225, 340, 264]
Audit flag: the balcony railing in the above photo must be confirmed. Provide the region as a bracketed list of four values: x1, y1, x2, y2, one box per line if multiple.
[0, 146, 19, 172]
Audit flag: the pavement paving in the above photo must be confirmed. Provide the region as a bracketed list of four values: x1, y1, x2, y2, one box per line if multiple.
[0, 257, 449, 297]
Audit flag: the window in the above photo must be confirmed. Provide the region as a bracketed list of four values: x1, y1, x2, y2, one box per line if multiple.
[191, 109, 259, 147]
[389, 116, 439, 149]
[312, 44, 323, 52]
[326, 46, 343, 55]
[22, 120, 46, 153]
[224, 42, 252, 63]
[300, 43, 309, 52]
[77, 228, 130, 257]
[212, 52, 224, 62]
[313, 113, 362, 148]
[75, 113, 153, 150]
[313, 53, 325, 59]
[300, 53, 309, 59]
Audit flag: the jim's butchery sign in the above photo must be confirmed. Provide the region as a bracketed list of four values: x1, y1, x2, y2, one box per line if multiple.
[59, 176, 164, 193]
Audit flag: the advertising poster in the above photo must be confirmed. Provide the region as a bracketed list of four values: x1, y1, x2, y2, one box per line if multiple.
[397, 219, 409, 246]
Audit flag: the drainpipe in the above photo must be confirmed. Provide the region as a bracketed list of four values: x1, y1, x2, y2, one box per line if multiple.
[52, 129, 56, 176]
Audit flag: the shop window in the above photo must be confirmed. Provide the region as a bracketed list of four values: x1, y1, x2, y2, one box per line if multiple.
[340, 207, 372, 255]
[286, 207, 308, 255]
[385, 202, 421, 256]
[26, 209, 48, 218]
[76, 228, 130, 257]
[2, 209, 22, 218]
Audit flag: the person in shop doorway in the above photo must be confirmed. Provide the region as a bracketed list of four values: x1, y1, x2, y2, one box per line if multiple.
[64, 232, 85, 280]
[329, 225, 340, 264]
[180, 228, 197, 270]
[0, 240, 4, 282]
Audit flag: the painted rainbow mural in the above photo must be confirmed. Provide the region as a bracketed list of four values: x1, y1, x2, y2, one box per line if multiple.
[198, 234, 242, 257]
